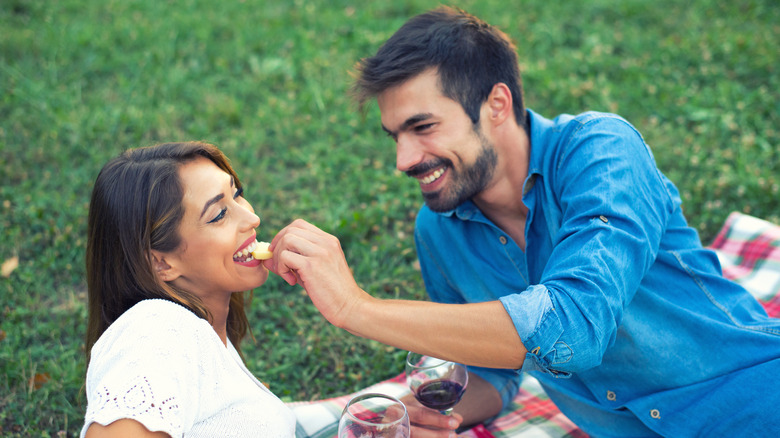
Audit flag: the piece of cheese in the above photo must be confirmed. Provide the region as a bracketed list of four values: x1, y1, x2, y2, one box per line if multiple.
[252, 241, 273, 260]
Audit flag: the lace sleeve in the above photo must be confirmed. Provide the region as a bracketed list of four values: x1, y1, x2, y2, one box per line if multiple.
[82, 300, 213, 437]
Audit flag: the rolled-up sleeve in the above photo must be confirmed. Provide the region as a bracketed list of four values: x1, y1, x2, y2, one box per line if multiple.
[499, 285, 570, 378]
[506, 116, 676, 375]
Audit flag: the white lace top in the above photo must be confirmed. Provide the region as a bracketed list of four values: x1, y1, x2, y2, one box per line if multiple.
[81, 299, 295, 437]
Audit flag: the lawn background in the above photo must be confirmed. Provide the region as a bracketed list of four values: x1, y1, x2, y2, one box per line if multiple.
[1, 0, 778, 436]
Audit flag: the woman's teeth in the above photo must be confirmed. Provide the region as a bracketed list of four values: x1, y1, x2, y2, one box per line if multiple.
[233, 241, 259, 262]
[420, 168, 444, 184]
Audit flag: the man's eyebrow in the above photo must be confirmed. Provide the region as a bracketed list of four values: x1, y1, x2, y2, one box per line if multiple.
[382, 113, 434, 136]
[200, 193, 225, 219]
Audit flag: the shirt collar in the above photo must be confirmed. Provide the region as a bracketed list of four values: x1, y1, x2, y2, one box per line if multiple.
[526, 108, 548, 178]
[437, 199, 478, 220]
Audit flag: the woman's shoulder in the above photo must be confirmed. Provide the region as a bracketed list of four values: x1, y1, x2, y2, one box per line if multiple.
[113, 299, 207, 331]
[91, 299, 215, 360]
[83, 300, 216, 437]
[123, 297, 199, 318]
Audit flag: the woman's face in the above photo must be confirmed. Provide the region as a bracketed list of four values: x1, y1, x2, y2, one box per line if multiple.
[163, 156, 268, 301]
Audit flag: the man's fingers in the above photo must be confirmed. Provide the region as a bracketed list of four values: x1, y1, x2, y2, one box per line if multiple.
[270, 224, 333, 264]
[263, 247, 306, 286]
[260, 218, 361, 327]
[410, 425, 458, 438]
[406, 404, 462, 430]
[269, 218, 324, 249]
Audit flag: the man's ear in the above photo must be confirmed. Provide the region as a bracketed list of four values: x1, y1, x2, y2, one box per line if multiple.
[150, 250, 181, 283]
[485, 82, 513, 125]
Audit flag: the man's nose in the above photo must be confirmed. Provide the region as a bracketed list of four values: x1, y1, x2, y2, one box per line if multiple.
[395, 134, 422, 172]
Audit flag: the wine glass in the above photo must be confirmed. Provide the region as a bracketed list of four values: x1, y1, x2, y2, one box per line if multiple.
[338, 393, 411, 438]
[405, 352, 468, 415]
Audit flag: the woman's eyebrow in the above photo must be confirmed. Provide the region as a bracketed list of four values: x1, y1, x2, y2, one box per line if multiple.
[198, 173, 235, 219]
[200, 193, 225, 219]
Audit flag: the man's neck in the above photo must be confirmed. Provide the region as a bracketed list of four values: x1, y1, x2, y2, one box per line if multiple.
[472, 124, 530, 249]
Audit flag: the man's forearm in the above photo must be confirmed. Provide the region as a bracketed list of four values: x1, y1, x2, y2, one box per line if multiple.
[345, 297, 527, 369]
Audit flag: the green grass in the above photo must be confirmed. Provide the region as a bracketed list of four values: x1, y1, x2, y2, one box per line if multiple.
[1, 0, 778, 435]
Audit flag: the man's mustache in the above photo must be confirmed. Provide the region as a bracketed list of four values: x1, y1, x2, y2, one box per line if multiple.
[405, 159, 452, 178]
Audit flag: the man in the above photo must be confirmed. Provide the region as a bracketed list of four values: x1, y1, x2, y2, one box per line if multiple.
[265, 6, 780, 437]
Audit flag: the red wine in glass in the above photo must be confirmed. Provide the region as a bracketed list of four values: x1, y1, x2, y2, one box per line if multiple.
[414, 379, 466, 411]
[405, 352, 468, 415]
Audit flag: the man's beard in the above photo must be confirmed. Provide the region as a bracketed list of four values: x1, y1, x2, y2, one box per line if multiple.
[416, 130, 498, 212]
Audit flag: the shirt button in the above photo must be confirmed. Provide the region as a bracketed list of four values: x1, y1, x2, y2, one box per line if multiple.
[499, 236, 508, 244]
[650, 409, 661, 419]
[606, 390, 616, 401]
[599, 215, 608, 223]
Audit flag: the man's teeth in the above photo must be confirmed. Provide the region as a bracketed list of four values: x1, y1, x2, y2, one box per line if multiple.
[234, 241, 258, 261]
[420, 168, 444, 184]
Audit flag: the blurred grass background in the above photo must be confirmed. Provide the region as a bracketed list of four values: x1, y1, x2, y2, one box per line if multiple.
[1, 0, 777, 435]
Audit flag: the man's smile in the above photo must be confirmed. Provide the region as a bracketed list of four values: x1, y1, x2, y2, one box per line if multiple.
[406, 158, 451, 189]
[419, 167, 446, 185]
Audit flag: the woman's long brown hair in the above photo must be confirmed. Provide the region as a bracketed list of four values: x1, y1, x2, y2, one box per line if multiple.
[85, 142, 251, 364]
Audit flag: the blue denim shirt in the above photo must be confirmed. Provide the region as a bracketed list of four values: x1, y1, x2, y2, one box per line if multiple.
[414, 110, 780, 436]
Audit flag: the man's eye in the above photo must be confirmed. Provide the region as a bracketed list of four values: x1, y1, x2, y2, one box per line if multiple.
[415, 123, 434, 132]
[208, 208, 227, 224]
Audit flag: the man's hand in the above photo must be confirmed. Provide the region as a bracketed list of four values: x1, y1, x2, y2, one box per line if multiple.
[401, 394, 463, 438]
[405, 371, 503, 436]
[262, 219, 365, 329]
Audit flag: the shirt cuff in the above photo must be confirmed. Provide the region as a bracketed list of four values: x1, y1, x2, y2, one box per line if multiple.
[499, 285, 571, 377]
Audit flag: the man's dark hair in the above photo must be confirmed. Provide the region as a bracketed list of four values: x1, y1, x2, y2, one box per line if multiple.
[352, 6, 527, 131]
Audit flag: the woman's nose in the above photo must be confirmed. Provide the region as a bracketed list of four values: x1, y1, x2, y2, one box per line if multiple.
[239, 199, 261, 230]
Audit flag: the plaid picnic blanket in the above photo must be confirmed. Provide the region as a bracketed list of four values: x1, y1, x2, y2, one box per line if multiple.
[289, 211, 780, 437]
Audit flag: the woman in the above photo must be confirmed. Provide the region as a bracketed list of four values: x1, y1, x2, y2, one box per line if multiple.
[81, 142, 295, 437]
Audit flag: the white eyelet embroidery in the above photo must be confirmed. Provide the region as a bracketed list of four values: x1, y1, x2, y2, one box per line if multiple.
[93, 375, 179, 430]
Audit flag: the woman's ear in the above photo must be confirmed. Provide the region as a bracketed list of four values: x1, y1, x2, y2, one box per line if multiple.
[150, 250, 181, 283]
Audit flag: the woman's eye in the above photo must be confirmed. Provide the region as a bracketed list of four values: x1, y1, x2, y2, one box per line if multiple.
[206, 187, 243, 224]
[208, 208, 227, 224]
